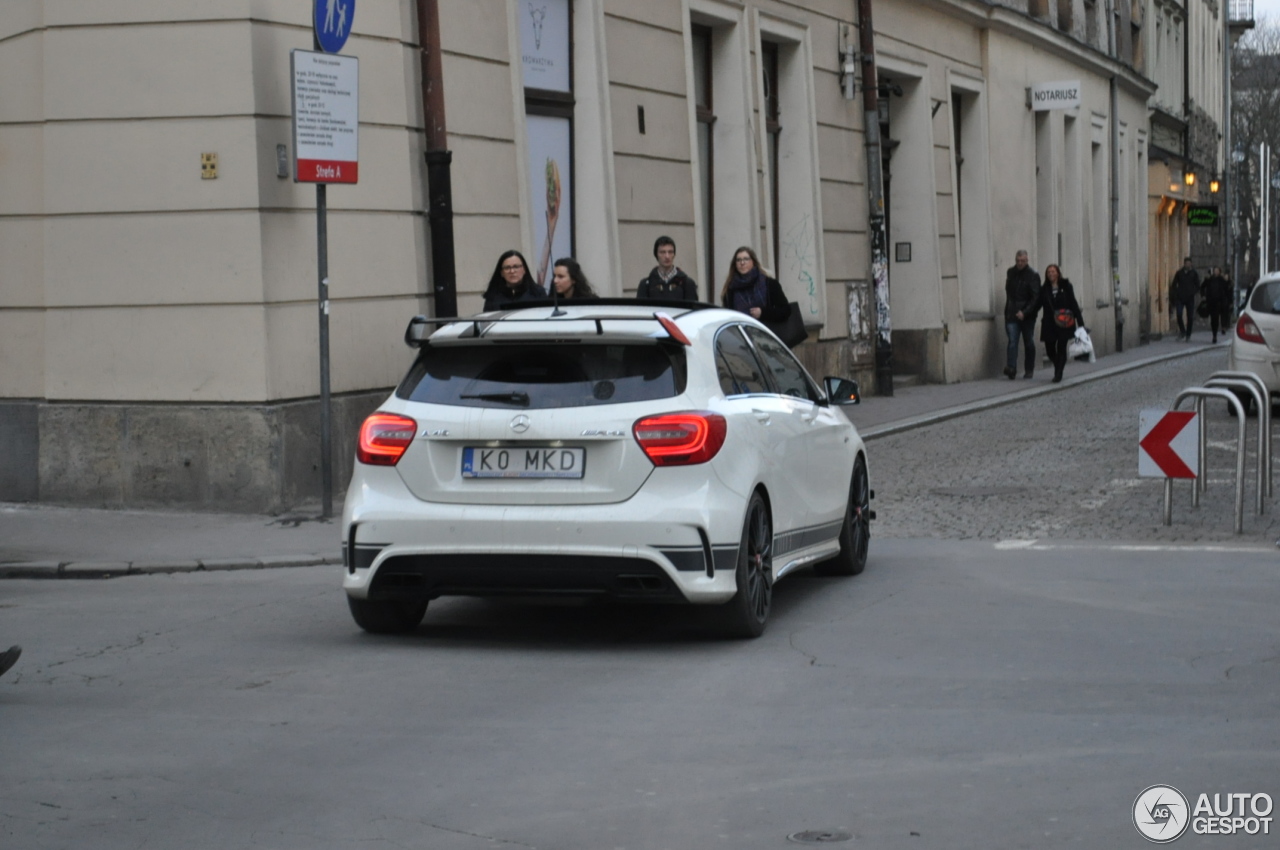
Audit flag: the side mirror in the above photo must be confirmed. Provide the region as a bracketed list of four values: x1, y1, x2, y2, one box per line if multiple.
[824, 377, 860, 405]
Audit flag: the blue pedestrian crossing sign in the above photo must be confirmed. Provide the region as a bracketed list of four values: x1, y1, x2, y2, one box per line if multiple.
[314, 0, 355, 54]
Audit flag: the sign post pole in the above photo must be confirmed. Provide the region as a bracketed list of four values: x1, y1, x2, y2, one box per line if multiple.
[294, 1, 358, 517]
[316, 183, 333, 518]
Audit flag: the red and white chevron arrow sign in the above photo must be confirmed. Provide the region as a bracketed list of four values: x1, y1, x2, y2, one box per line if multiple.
[1138, 409, 1198, 479]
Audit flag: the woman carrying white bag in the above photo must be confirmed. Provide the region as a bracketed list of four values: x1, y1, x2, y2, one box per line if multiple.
[1068, 325, 1095, 362]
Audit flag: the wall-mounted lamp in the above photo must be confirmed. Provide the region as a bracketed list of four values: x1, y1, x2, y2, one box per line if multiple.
[1184, 171, 1196, 187]
[1170, 183, 1181, 193]
[1210, 177, 1220, 193]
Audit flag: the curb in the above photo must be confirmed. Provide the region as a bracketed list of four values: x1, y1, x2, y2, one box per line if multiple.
[0, 556, 342, 580]
[861, 343, 1221, 441]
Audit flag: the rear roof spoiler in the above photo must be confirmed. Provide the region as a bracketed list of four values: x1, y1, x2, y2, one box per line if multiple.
[404, 300, 709, 348]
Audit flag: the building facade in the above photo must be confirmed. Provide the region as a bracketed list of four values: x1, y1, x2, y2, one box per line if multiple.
[0, 0, 1152, 510]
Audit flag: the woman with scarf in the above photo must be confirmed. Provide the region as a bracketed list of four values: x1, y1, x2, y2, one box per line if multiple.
[1034, 263, 1084, 384]
[720, 246, 791, 323]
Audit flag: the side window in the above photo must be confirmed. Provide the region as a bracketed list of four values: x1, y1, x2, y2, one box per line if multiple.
[743, 326, 819, 402]
[714, 326, 769, 395]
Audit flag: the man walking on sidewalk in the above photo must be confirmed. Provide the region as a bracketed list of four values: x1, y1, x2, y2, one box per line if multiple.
[1171, 257, 1200, 341]
[1004, 250, 1041, 379]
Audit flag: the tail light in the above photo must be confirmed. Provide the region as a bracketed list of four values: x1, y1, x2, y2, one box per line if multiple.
[1237, 315, 1265, 345]
[357, 413, 417, 466]
[633, 412, 727, 466]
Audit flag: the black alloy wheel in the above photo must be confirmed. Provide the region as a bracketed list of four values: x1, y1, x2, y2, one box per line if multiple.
[347, 596, 428, 634]
[815, 455, 870, 577]
[719, 491, 773, 638]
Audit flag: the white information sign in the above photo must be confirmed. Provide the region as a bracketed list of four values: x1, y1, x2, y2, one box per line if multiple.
[519, 0, 570, 92]
[1030, 80, 1082, 111]
[291, 49, 359, 183]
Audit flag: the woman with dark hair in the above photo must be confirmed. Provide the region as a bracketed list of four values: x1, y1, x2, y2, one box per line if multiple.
[483, 250, 546, 311]
[551, 257, 599, 300]
[1034, 263, 1084, 384]
[720, 246, 790, 322]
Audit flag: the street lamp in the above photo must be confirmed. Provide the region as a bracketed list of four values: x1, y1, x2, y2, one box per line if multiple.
[1185, 170, 1197, 187]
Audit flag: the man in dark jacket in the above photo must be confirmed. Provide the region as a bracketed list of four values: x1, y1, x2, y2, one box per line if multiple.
[1171, 257, 1200, 341]
[637, 236, 699, 301]
[1004, 250, 1041, 379]
[1200, 267, 1232, 344]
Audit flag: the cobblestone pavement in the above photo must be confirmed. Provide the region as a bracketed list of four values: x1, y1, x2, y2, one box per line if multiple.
[868, 347, 1280, 543]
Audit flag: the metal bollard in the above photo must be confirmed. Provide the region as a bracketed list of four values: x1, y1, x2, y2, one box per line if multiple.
[1169, 388, 1246, 533]
[1204, 378, 1267, 515]
[1208, 371, 1272, 498]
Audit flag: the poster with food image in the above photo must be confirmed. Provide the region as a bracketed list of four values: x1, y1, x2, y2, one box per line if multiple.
[526, 113, 572, 289]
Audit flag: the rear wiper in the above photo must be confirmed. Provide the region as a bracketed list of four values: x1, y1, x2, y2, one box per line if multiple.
[459, 392, 530, 406]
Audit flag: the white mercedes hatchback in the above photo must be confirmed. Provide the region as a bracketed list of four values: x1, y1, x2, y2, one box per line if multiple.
[342, 299, 872, 638]
[1228, 273, 1280, 413]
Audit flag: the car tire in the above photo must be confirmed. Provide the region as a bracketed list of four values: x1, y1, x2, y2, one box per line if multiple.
[347, 596, 428, 634]
[717, 492, 773, 639]
[814, 455, 870, 577]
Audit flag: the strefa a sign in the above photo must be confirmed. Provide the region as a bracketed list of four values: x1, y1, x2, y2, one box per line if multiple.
[291, 50, 359, 184]
[1029, 80, 1082, 111]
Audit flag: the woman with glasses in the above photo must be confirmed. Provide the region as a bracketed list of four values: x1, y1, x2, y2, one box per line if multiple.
[483, 250, 547, 312]
[720, 246, 790, 322]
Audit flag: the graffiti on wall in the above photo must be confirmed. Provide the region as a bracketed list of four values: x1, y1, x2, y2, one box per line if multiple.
[781, 214, 820, 319]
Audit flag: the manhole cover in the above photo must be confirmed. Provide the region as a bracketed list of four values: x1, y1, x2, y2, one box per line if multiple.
[787, 830, 853, 844]
[930, 486, 1027, 497]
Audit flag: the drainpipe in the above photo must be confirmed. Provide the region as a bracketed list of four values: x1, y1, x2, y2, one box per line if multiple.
[858, 0, 893, 395]
[1107, 0, 1123, 350]
[418, 0, 458, 318]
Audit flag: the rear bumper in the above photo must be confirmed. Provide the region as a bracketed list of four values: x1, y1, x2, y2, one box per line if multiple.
[342, 465, 745, 604]
[1227, 345, 1280, 394]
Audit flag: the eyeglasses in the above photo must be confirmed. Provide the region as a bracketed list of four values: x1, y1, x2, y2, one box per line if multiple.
[735, 256, 753, 264]
[501, 264, 524, 272]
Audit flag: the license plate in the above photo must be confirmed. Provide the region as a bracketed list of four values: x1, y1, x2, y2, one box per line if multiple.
[461, 447, 586, 479]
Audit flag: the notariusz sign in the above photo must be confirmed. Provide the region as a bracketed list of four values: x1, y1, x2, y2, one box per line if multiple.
[1029, 80, 1082, 111]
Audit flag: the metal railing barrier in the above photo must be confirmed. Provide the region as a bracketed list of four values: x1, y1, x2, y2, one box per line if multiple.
[1203, 378, 1267, 516]
[1207, 371, 1272, 498]
[1168, 388, 1246, 533]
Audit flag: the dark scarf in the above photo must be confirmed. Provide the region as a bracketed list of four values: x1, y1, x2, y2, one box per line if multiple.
[729, 267, 767, 313]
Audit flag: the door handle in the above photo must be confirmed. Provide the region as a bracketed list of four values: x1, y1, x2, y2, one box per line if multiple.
[751, 409, 771, 425]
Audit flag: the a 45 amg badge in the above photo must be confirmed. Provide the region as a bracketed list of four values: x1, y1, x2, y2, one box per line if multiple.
[580, 429, 625, 437]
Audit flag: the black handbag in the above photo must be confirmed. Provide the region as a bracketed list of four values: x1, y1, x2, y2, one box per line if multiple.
[1196, 301, 1210, 319]
[765, 302, 808, 348]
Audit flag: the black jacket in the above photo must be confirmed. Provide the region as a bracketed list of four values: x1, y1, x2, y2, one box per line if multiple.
[1201, 274, 1231, 308]
[483, 280, 547, 312]
[722, 275, 791, 323]
[1172, 267, 1200, 304]
[1035, 279, 1084, 343]
[637, 267, 699, 301]
[1004, 265, 1041, 323]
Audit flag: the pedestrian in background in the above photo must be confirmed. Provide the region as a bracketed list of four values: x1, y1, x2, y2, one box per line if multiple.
[1170, 257, 1200, 341]
[1200, 266, 1232, 344]
[721, 246, 790, 323]
[551, 257, 598, 300]
[637, 236, 698, 301]
[1003, 249, 1041, 379]
[1035, 263, 1084, 384]
[483, 249, 546, 312]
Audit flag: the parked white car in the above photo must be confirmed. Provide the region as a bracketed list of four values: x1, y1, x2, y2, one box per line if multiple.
[1227, 272, 1280, 413]
[342, 300, 872, 638]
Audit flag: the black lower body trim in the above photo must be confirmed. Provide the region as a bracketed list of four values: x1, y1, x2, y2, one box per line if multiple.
[369, 554, 681, 602]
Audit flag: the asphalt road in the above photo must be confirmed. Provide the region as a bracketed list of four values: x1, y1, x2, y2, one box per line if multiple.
[3, 535, 1278, 849]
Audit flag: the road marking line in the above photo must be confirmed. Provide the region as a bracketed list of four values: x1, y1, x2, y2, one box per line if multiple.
[994, 540, 1274, 553]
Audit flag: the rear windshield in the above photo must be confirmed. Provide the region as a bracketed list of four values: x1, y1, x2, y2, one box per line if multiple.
[1249, 282, 1280, 315]
[397, 343, 686, 409]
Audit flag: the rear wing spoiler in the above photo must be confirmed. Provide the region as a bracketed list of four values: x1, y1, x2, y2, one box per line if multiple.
[404, 299, 711, 348]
